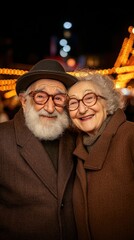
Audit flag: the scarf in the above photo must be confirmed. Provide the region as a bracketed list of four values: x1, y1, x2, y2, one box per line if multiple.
[83, 116, 111, 152]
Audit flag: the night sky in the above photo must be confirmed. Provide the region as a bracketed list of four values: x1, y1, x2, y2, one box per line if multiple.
[0, 5, 134, 68]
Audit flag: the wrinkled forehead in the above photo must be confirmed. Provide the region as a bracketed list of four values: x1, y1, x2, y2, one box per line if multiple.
[30, 79, 67, 93]
[68, 81, 97, 97]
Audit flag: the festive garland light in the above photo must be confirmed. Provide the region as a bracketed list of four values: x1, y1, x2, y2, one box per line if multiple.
[0, 26, 134, 94]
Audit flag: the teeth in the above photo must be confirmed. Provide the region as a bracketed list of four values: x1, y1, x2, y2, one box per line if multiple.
[82, 116, 90, 120]
[81, 115, 93, 120]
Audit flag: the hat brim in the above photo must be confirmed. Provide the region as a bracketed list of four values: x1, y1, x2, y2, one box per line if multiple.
[16, 70, 77, 95]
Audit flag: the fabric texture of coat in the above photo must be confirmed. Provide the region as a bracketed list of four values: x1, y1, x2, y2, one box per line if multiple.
[73, 109, 134, 240]
[0, 108, 77, 240]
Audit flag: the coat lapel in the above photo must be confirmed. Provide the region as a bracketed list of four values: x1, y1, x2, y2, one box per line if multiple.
[57, 131, 75, 198]
[14, 108, 57, 197]
[74, 133, 112, 170]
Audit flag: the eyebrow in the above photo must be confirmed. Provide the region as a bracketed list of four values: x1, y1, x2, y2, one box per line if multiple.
[69, 89, 94, 98]
[34, 87, 67, 94]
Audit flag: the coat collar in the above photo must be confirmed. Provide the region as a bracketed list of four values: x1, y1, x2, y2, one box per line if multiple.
[13, 108, 75, 198]
[73, 109, 126, 170]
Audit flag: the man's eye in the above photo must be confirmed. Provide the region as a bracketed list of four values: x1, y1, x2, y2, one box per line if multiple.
[36, 94, 44, 99]
[55, 96, 62, 101]
[36, 93, 47, 98]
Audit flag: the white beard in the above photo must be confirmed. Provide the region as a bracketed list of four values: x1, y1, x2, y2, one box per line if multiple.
[23, 99, 69, 140]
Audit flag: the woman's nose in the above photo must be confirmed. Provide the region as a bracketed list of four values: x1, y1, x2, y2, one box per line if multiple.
[78, 101, 88, 113]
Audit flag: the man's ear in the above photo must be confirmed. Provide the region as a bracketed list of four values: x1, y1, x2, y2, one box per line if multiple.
[18, 93, 27, 108]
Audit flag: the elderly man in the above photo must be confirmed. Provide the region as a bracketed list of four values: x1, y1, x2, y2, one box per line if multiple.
[0, 59, 78, 240]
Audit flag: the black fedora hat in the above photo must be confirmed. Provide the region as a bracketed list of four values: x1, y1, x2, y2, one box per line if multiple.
[16, 59, 77, 95]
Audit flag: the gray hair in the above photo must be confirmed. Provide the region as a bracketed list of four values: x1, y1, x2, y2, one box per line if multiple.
[72, 69, 126, 115]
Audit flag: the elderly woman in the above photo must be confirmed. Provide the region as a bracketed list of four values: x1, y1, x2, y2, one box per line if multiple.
[67, 70, 134, 240]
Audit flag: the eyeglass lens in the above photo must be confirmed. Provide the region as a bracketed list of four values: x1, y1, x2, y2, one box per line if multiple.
[30, 91, 67, 106]
[68, 93, 97, 110]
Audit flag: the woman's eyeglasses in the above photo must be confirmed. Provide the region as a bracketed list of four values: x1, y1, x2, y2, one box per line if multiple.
[68, 92, 106, 111]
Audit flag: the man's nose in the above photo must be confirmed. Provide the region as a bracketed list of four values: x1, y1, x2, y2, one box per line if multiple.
[43, 96, 55, 113]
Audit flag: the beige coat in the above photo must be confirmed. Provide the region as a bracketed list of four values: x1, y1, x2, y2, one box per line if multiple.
[73, 109, 134, 240]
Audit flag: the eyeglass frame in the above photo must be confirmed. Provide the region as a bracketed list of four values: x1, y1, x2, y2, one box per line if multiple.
[68, 92, 107, 111]
[28, 90, 68, 107]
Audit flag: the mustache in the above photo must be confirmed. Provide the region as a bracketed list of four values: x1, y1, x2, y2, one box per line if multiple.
[38, 109, 58, 117]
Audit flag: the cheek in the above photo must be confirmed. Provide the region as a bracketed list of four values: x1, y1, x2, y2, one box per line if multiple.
[69, 111, 76, 119]
[69, 112, 82, 129]
[56, 107, 65, 113]
[100, 103, 107, 118]
[95, 104, 107, 124]
[94, 102, 106, 114]
[34, 104, 43, 111]
[72, 119, 83, 131]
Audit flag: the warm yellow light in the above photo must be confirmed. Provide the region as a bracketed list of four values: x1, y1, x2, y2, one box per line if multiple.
[0, 26, 134, 93]
[0, 68, 27, 76]
[67, 58, 76, 68]
[4, 90, 17, 98]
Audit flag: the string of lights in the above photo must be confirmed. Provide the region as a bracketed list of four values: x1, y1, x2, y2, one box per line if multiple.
[0, 26, 134, 98]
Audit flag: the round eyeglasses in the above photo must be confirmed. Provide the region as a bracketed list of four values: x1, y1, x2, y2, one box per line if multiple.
[28, 90, 68, 107]
[68, 92, 106, 111]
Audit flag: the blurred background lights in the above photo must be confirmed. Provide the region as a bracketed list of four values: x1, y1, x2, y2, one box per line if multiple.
[121, 88, 131, 95]
[63, 45, 71, 52]
[4, 90, 16, 98]
[59, 49, 68, 58]
[59, 39, 67, 47]
[67, 58, 76, 68]
[87, 56, 100, 67]
[63, 21, 72, 29]
[58, 21, 73, 58]
[63, 30, 72, 38]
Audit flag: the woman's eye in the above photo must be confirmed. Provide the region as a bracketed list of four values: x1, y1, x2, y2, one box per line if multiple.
[69, 101, 77, 105]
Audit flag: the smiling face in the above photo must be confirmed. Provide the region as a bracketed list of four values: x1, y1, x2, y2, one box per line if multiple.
[68, 81, 107, 135]
[19, 79, 69, 140]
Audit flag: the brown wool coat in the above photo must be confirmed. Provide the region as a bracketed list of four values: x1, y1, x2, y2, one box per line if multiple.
[73, 109, 134, 240]
[0, 108, 77, 240]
